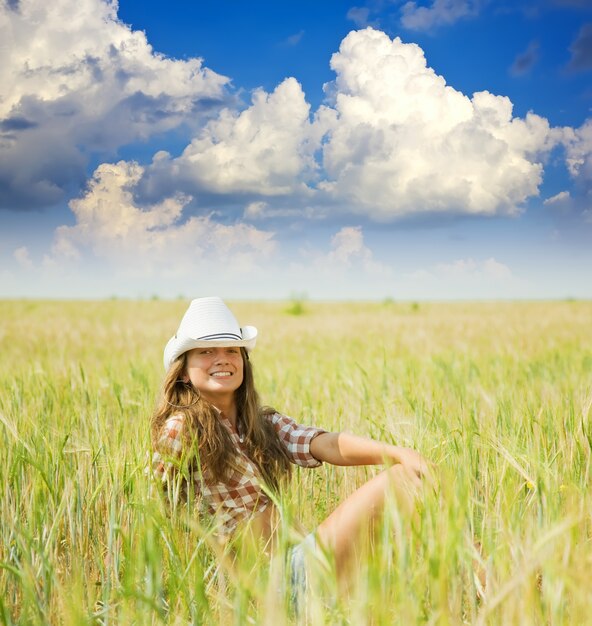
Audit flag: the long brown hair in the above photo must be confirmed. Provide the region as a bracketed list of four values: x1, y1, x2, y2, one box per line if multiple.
[151, 348, 291, 491]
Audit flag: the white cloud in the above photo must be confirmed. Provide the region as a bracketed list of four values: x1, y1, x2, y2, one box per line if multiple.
[127, 28, 558, 224]
[327, 226, 373, 266]
[244, 202, 270, 220]
[48, 160, 276, 272]
[317, 28, 555, 220]
[13, 246, 33, 268]
[3, 12, 564, 228]
[0, 0, 228, 209]
[482, 257, 513, 280]
[316, 225, 391, 274]
[174, 78, 317, 196]
[543, 191, 571, 205]
[400, 0, 482, 31]
[265, 226, 393, 298]
[564, 118, 592, 183]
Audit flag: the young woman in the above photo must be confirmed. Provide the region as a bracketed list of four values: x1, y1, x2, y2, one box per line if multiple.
[151, 297, 431, 594]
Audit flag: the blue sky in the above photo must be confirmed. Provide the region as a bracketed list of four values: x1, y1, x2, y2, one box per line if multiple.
[1, 0, 591, 300]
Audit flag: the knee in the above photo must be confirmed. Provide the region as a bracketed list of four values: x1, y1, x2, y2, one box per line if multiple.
[384, 463, 417, 483]
[385, 456, 436, 489]
[383, 463, 424, 501]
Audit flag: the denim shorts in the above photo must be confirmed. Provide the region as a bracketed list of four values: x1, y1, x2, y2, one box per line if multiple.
[287, 532, 321, 614]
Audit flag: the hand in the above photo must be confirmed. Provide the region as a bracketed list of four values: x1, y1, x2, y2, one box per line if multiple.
[391, 446, 436, 487]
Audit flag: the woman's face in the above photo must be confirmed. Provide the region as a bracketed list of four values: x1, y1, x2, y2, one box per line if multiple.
[184, 346, 244, 403]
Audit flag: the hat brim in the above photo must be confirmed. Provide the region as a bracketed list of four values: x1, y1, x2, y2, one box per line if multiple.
[163, 326, 257, 371]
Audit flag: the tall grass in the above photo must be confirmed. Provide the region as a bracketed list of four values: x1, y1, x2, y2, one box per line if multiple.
[0, 300, 590, 624]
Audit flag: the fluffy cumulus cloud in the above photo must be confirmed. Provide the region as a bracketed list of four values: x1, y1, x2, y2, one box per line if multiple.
[3, 6, 570, 289]
[309, 225, 391, 275]
[137, 29, 555, 223]
[328, 227, 370, 264]
[317, 28, 555, 220]
[555, 118, 592, 225]
[563, 118, 592, 185]
[48, 161, 276, 272]
[0, 0, 228, 210]
[170, 78, 318, 196]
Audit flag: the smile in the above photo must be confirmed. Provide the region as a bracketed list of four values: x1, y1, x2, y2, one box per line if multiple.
[210, 371, 232, 377]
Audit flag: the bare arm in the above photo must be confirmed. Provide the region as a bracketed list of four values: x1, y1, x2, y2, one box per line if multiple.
[310, 431, 430, 478]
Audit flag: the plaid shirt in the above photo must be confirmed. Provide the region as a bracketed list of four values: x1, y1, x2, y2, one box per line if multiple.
[152, 411, 326, 535]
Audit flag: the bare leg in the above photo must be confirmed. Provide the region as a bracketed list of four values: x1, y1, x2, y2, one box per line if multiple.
[315, 464, 421, 576]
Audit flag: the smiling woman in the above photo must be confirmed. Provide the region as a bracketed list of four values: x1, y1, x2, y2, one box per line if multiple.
[150, 296, 431, 611]
[184, 346, 245, 405]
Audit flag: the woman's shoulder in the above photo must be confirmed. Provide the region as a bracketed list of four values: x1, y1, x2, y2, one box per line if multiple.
[262, 410, 308, 430]
[260, 406, 287, 422]
[159, 413, 186, 438]
[154, 413, 186, 455]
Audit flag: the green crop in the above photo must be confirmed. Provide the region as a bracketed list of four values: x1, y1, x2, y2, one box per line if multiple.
[0, 300, 590, 624]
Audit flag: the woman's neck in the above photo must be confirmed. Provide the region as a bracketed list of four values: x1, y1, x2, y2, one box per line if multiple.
[203, 393, 238, 426]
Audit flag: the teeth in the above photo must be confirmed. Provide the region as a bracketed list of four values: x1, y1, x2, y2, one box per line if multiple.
[211, 372, 231, 377]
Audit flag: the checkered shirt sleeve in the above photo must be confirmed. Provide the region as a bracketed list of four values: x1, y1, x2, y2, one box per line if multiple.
[152, 415, 185, 484]
[268, 412, 326, 467]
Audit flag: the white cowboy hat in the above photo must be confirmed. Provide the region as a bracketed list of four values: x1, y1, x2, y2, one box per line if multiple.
[163, 297, 257, 370]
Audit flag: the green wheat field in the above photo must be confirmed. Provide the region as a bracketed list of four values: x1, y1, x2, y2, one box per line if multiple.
[1, 299, 591, 625]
